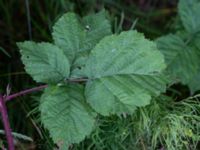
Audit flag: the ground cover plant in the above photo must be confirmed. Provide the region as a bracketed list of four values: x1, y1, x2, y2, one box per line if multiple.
[0, 0, 199, 150]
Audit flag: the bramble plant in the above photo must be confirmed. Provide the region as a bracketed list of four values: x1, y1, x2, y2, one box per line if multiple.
[17, 10, 168, 149]
[0, 0, 199, 149]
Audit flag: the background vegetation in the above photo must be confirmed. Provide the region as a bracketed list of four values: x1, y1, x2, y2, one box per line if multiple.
[0, 0, 199, 150]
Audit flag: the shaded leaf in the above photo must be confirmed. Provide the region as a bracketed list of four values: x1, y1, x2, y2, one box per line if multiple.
[156, 34, 200, 85]
[188, 71, 200, 94]
[178, 0, 200, 33]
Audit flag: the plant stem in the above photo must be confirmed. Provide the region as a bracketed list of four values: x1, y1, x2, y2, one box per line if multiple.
[0, 94, 15, 150]
[0, 78, 87, 149]
[5, 78, 88, 102]
[5, 85, 48, 102]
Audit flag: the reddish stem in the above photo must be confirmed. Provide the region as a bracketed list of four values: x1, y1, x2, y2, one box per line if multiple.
[5, 85, 47, 102]
[0, 78, 86, 149]
[0, 95, 15, 150]
[5, 78, 87, 102]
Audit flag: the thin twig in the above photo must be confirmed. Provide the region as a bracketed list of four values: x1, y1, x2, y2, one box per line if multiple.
[5, 78, 88, 102]
[5, 85, 48, 102]
[0, 95, 15, 150]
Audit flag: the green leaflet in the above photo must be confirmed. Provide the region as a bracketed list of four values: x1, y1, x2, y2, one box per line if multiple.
[18, 42, 70, 84]
[81, 10, 112, 52]
[84, 31, 167, 115]
[40, 84, 95, 149]
[52, 13, 85, 63]
[52, 10, 112, 65]
[156, 34, 200, 85]
[72, 10, 112, 69]
[178, 0, 200, 34]
[15, 3, 200, 149]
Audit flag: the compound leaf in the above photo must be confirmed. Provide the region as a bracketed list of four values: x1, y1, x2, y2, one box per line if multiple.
[40, 84, 95, 149]
[18, 42, 70, 84]
[84, 31, 167, 115]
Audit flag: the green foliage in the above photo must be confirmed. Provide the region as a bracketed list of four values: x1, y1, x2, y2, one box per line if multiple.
[52, 12, 85, 63]
[40, 84, 95, 149]
[18, 42, 70, 84]
[178, 0, 200, 33]
[134, 95, 200, 150]
[157, 0, 200, 93]
[52, 10, 111, 65]
[72, 95, 200, 150]
[156, 34, 200, 85]
[18, 10, 168, 149]
[84, 31, 167, 115]
[17, 1, 200, 149]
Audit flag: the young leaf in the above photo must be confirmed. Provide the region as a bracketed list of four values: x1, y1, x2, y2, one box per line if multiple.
[156, 34, 200, 85]
[40, 84, 95, 149]
[52, 13, 85, 63]
[18, 42, 70, 84]
[52, 11, 111, 65]
[178, 0, 200, 34]
[73, 10, 112, 68]
[84, 31, 167, 115]
[81, 10, 112, 52]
